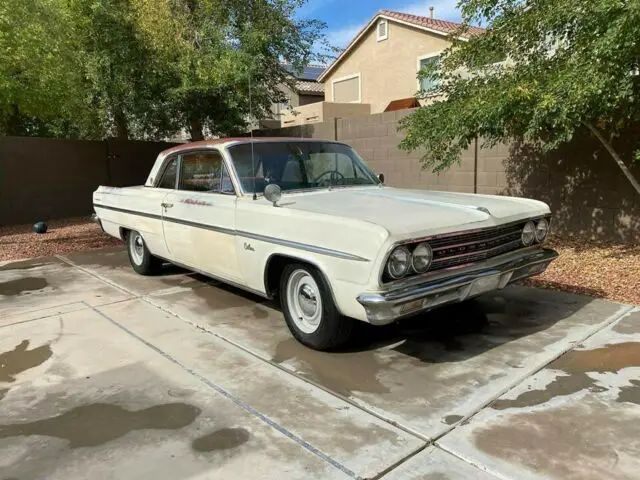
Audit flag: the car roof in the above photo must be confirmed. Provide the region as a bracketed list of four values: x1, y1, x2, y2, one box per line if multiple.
[160, 137, 347, 156]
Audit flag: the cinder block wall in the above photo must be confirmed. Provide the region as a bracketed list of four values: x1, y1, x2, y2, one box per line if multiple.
[256, 111, 640, 243]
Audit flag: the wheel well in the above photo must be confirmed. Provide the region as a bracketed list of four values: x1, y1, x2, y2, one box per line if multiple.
[264, 255, 326, 299]
[119, 227, 130, 241]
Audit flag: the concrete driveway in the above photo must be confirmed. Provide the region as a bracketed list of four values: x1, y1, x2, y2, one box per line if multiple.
[1, 247, 638, 480]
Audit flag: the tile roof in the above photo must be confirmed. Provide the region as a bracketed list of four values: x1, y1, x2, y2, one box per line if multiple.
[294, 80, 325, 95]
[380, 10, 485, 37]
[318, 10, 484, 81]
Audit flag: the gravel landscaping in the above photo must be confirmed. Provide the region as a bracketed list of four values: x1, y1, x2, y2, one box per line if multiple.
[0, 217, 121, 262]
[522, 236, 640, 305]
[1, 218, 638, 305]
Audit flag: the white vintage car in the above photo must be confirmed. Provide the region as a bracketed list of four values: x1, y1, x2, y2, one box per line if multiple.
[93, 138, 558, 350]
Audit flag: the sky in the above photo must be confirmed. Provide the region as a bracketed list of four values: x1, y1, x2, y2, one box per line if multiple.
[296, 0, 463, 54]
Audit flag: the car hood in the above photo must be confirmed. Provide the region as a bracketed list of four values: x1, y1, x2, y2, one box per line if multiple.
[280, 187, 550, 239]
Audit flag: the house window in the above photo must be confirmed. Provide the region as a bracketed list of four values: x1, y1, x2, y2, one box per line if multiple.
[332, 74, 361, 103]
[418, 54, 442, 92]
[377, 19, 388, 42]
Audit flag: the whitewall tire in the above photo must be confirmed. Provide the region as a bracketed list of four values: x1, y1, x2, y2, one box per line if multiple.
[126, 230, 161, 275]
[279, 263, 353, 350]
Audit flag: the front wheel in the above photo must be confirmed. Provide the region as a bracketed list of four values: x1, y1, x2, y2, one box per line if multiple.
[126, 230, 162, 275]
[279, 263, 353, 351]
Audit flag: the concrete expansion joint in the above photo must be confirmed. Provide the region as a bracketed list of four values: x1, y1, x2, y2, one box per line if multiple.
[81, 299, 360, 479]
[47, 253, 636, 480]
[429, 303, 634, 446]
[142, 294, 431, 445]
[434, 444, 510, 480]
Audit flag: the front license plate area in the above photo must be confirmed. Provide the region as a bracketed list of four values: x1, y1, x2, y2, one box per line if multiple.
[468, 273, 502, 297]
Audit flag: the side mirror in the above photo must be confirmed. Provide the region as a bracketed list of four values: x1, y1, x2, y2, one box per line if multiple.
[378, 173, 385, 184]
[264, 183, 282, 207]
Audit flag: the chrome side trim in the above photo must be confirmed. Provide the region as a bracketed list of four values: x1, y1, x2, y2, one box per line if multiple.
[238, 230, 370, 262]
[94, 203, 162, 221]
[93, 203, 369, 262]
[165, 216, 235, 236]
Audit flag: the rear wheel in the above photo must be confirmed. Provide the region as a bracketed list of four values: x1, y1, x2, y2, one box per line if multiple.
[279, 263, 353, 351]
[126, 230, 162, 275]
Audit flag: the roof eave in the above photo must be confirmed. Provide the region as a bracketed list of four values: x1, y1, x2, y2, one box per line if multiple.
[318, 13, 472, 82]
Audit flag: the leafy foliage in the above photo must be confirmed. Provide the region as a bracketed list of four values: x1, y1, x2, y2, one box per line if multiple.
[0, 0, 96, 137]
[0, 0, 328, 140]
[400, 0, 640, 176]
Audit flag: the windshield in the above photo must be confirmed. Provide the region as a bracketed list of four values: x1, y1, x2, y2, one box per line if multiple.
[228, 141, 379, 194]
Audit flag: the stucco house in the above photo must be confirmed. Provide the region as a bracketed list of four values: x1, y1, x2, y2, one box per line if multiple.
[318, 10, 485, 114]
[260, 65, 326, 128]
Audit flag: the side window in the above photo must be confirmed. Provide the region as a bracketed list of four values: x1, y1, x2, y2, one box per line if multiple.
[179, 151, 234, 194]
[157, 157, 178, 189]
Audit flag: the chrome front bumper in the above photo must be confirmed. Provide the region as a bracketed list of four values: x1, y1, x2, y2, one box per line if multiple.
[357, 248, 558, 325]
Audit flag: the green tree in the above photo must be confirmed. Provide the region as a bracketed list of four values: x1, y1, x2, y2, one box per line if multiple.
[399, 0, 640, 195]
[69, 0, 182, 139]
[0, 0, 97, 137]
[1, 0, 328, 141]
[135, 0, 329, 140]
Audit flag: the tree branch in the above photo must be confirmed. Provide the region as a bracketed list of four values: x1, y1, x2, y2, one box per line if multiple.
[583, 122, 640, 196]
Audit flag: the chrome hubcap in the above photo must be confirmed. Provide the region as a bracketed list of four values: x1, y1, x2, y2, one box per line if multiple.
[286, 269, 322, 334]
[298, 284, 318, 317]
[129, 233, 144, 265]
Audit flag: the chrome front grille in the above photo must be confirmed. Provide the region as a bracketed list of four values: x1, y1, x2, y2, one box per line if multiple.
[429, 222, 525, 271]
[381, 216, 551, 284]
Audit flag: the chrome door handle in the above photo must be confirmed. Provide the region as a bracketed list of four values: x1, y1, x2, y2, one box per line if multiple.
[161, 202, 173, 208]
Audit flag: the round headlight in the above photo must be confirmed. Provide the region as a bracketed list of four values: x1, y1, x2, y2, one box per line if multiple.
[521, 221, 536, 246]
[411, 242, 433, 273]
[535, 218, 549, 242]
[387, 246, 411, 279]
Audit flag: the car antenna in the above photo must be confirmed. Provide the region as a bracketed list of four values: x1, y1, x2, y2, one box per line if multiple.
[248, 63, 257, 200]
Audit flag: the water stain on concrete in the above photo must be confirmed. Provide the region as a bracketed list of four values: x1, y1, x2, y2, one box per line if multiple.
[492, 342, 640, 410]
[475, 402, 640, 480]
[0, 388, 8, 402]
[192, 427, 250, 452]
[272, 338, 389, 397]
[0, 402, 201, 448]
[617, 379, 640, 406]
[252, 306, 269, 319]
[421, 474, 450, 480]
[444, 415, 464, 425]
[191, 284, 255, 316]
[0, 340, 53, 383]
[66, 248, 127, 269]
[0, 259, 54, 272]
[612, 312, 640, 335]
[0, 277, 48, 296]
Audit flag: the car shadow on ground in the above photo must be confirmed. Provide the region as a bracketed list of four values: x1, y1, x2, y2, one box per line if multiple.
[182, 268, 594, 366]
[68, 247, 594, 367]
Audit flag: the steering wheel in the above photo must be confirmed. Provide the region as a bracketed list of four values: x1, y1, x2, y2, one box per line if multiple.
[313, 170, 345, 187]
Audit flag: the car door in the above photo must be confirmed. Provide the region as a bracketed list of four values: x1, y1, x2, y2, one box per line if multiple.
[130, 154, 177, 260]
[161, 149, 242, 283]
